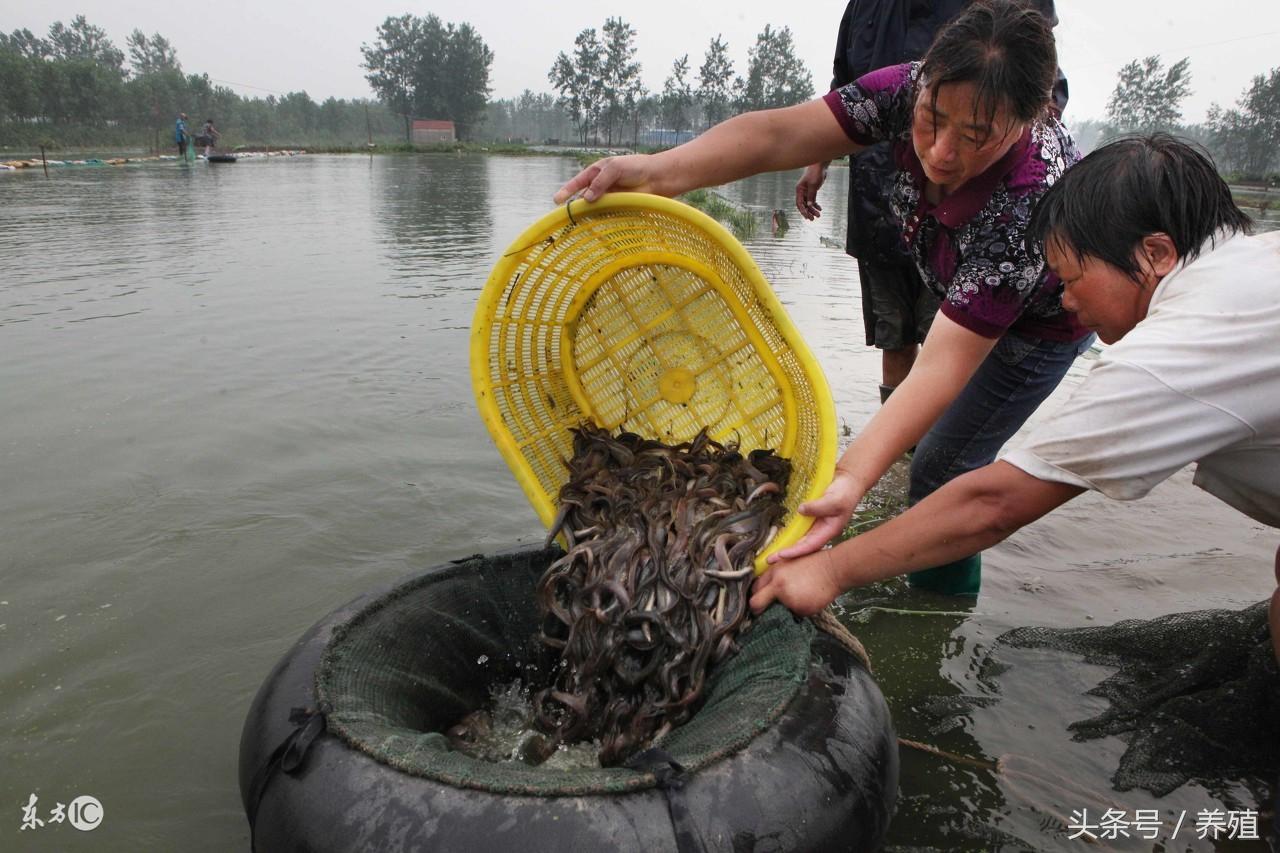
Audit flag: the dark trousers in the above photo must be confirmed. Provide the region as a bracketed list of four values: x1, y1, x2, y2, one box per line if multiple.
[906, 330, 1095, 594]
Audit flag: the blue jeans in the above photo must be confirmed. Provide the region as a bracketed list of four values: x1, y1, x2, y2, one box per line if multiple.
[906, 330, 1095, 595]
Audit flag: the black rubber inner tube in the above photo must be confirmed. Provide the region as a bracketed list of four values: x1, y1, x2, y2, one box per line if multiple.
[238, 544, 898, 852]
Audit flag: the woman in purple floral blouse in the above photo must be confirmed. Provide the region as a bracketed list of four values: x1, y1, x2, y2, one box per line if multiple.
[554, 0, 1093, 596]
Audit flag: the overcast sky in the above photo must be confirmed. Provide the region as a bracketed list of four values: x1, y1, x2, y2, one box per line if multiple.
[5, 1, 1278, 124]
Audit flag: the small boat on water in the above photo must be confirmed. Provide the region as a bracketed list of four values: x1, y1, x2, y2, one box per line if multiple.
[207, 154, 237, 163]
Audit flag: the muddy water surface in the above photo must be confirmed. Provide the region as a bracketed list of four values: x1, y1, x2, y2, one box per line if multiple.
[0, 154, 1273, 850]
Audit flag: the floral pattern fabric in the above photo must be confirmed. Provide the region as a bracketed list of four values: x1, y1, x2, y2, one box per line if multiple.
[823, 62, 1087, 341]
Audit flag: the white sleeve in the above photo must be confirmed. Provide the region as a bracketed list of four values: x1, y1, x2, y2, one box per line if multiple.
[1002, 358, 1253, 500]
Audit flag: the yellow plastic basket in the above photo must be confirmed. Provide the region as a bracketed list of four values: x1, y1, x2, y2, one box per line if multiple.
[470, 193, 836, 571]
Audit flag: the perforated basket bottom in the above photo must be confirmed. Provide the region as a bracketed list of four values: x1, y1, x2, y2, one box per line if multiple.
[472, 195, 836, 565]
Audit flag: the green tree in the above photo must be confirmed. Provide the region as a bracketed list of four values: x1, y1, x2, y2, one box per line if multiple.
[126, 30, 180, 76]
[485, 99, 514, 141]
[549, 28, 605, 144]
[528, 91, 573, 143]
[362, 15, 426, 142]
[697, 35, 735, 128]
[36, 60, 73, 123]
[0, 49, 33, 119]
[0, 45, 39, 121]
[662, 54, 695, 144]
[1207, 68, 1280, 178]
[276, 91, 319, 137]
[47, 16, 125, 76]
[737, 25, 813, 111]
[1105, 56, 1192, 134]
[635, 93, 662, 145]
[548, 51, 583, 141]
[486, 90, 573, 143]
[549, 20, 644, 146]
[60, 59, 125, 124]
[409, 15, 449, 122]
[185, 72, 216, 120]
[625, 79, 648, 146]
[362, 14, 492, 142]
[0, 15, 430, 148]
[1, 28, 51, 59]
[239, 96, 276, 142]
[441, 22, 493, 140]
[125, 68, 188, 142]
[600, 17, 640, 146]
[317, 96, 345, 139]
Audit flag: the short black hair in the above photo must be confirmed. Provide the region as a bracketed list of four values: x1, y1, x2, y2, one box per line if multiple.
[921, 0, 1057, 131]
[1029, 134, 1253, 281]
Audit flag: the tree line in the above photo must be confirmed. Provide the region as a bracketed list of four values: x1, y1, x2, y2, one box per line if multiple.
[0, 16, 407, 150]
[0, 13, 815, 152]
[1098, 55, 1279, 180]
[546, 19, 814, 146]
[2, 13, 1276, 181]
[361, 13, 815, 148]
[359, 13, 493, 142]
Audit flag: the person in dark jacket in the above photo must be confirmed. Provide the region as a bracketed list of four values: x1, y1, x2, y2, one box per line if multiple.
[796, 0, 1066, 405]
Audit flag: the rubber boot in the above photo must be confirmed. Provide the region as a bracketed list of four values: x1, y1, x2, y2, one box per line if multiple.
[907, 554, 981, 596]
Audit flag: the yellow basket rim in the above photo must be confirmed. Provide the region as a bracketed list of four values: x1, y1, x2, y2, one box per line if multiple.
[470, 192, 837, 571]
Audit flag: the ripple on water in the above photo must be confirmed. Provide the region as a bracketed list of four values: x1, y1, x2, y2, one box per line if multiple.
[1, 157, 1273, 850]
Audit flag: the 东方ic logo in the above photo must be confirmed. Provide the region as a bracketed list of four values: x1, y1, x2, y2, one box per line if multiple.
[19, 793, 103, 832]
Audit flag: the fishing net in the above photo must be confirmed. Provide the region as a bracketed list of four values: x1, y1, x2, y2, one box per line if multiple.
[314, 546, 816, 796]
[1001, 601, 1280, 797]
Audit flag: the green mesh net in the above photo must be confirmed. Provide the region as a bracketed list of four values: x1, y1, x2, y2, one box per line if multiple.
[1000, 600, 1280, 797]
[315, 547, 814, 796]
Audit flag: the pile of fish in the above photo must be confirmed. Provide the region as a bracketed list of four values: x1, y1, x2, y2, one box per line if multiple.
[529, 423, 791, 766]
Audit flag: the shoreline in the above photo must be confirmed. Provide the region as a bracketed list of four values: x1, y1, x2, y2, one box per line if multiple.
[0, 141, 644, 173]
[4, 148, 1274, 225]
[0, 149, 307, 172]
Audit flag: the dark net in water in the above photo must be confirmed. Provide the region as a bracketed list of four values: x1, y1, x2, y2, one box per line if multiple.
[1000, 600, 1280, 797]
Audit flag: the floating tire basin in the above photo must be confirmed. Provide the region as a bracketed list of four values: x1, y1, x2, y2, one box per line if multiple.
[238, 545, 898, 852]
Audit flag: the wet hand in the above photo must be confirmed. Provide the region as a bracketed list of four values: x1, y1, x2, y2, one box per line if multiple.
[749, 549, 842, 617]
[553, 155, 658, 204]
[793, 163, 827, 221]
[767, 469, 863, 563]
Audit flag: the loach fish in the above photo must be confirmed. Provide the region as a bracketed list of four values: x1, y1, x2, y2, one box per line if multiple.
[529, 424, 790, 766]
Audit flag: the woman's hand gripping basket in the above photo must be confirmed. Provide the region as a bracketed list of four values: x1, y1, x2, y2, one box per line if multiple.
[471, 193, 836, 570]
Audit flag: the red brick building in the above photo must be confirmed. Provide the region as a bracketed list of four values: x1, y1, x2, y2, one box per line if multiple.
[411, 119, 456, 144]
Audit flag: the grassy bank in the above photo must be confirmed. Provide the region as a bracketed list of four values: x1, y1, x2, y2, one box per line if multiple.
[678, 189, 760, 239]
[1233, 189, 1275, 214]
[0, 141, 632, 166]
[303, 141, 546, 155]
[307, 141, 648, 158]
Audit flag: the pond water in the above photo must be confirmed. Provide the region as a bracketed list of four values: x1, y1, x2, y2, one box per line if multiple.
[1, 154, 1274, 851]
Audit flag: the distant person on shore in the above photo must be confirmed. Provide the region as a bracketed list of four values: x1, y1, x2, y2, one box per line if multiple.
[202, 119, 220, 158]
[175, 113, 190, 160]
[751, 135, 1280, 662]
